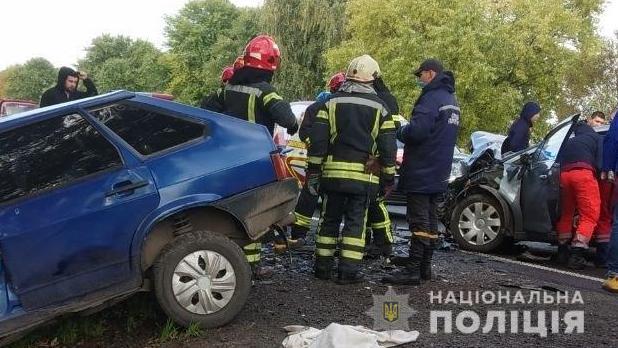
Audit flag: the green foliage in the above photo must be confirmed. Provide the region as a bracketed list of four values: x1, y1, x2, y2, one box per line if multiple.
[3, 58, 56, 101]
[326, 0, 604, 142]
[164, 0, 259, 104]
[261, 0, 346, 100]
[159, 318, 179, 342]
[78, 34, 171, 93]
[184, 322, 204, 338]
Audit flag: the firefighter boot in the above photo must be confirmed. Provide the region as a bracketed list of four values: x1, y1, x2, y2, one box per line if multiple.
[314, 257, 334, 281]
[568, 247, 587, 270]
[381, 239, 422, 285]
[335, 261, 366, 285]
[421, 241, 435, 281]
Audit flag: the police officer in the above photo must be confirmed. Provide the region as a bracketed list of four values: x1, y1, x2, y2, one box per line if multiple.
[221, 35, 299, 279]
[383, 59, 460, 285]
[308, 55, 397, 285]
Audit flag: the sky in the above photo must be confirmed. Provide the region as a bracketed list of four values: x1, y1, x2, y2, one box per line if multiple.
[0, 0, 616, 71]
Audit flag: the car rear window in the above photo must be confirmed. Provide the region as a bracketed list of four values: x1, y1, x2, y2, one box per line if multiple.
[0, 114, 122, 204]
[88, 103, 205, 156]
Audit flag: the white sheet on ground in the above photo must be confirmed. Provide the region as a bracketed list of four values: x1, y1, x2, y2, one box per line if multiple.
[281, 323, 419, 348]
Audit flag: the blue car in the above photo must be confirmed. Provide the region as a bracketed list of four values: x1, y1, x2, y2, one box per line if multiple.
[0, 91, 298, 342]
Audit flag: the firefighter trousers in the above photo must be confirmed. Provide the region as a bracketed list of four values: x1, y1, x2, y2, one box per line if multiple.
[365, 197, 394, 256]
[243, 242, 262, 267]
[315, 191, 369, 275]
[290, 181, 320, 239]
[556, 169, 601, 248]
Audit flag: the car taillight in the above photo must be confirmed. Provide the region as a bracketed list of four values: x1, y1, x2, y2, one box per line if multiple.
[271, 152, 291, 180]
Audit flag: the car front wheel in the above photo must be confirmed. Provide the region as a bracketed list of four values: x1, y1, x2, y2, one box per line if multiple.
[153, 230, 252, 328]
[450, 194, 506, 252]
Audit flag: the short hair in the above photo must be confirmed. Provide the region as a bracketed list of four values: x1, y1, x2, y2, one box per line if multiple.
[591, 111, 605, 120]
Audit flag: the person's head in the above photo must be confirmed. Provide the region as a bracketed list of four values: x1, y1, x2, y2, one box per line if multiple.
[57, 66, 79, 92]
[345, 55, 380, 84]
[587, 111, 606, 127]
[243, 35, 281, 72]
[414, 59, 444, 86]
[520, 101, 541, 123]
[327, 72, 346, 93]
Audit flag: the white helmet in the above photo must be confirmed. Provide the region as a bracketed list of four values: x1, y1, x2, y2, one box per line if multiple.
[345, 54, 380, 83]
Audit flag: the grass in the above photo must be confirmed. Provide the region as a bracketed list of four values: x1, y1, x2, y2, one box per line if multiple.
[159, 319, 179, 342]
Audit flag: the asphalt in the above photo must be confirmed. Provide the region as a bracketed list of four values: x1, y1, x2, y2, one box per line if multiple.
[9, 213, 617, 348]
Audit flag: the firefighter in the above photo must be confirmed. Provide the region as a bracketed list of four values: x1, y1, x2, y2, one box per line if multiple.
[200, 65, 235, 112]
[288, 72, 346, 248]
[308, 55, 397, 285]
[221, 35, 299, 279]
[383, 59, 460, 285]
[556, 121, 603, 270]
[223, 35, 298, 136]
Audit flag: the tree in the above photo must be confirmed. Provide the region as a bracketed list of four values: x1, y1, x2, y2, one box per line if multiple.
[261, 0, 346, 100]
[4, 58, 56, 101]
[164, 0, 259, 104]
[326, 0, 604, 142]
[78, 35, 171, 93]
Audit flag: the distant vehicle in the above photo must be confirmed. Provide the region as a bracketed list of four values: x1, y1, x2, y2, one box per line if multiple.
[0, 91, 298, 342]
[0, 99, 37, 117]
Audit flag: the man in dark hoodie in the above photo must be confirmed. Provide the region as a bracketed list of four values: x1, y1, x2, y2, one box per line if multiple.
[501, 101, 541, 155]
[40, 67, 98, 107]
[383, 59, 460, 285]
[555, 121, 603, 270]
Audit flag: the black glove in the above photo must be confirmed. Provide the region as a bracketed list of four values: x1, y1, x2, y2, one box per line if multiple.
[380, 174, 395, 198]
[306, 172, 320, 196]
[287, 122, 299, 136]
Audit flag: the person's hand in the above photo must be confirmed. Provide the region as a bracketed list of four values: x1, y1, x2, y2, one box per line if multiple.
[287, 122, 299, 136]
[609, 170, 615, 183]
[379, 174, 395, 198]
[601, 171, 607, 181]
[78, 71, 88, 80]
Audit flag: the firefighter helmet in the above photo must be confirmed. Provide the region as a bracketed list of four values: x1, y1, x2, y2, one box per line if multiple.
[328, 72, 346, 93]
[345, 55, 380, 83]
[220, 66, 234, 83]
[243, 35, 281, 72]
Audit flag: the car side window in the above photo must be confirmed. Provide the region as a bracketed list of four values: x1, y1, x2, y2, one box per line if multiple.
[88, 103, 206, 156]
[0, 114, 122, 204]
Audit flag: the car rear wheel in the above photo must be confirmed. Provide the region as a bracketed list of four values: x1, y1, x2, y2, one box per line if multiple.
[451, 194, 506, 252]
[153, 230, 251, 328]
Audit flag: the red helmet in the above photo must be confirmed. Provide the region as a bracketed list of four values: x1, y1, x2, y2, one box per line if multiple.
[233, 56, 244, 71]
[220, 66, 234, 83]
[328, 72, 346, 93]
[243, 35, 281, 72]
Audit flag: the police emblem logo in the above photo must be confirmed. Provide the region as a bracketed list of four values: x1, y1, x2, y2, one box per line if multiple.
[383, 302, 399, 322]
[366, 286, 417, 331]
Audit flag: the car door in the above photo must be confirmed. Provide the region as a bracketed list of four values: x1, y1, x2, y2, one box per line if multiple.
[0, 112, 160, 310]
[520, 115, 580, 235]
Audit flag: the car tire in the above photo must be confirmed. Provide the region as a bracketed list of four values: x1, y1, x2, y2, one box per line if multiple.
[153, 230, 252, 328]
[450, 194, 506, 252]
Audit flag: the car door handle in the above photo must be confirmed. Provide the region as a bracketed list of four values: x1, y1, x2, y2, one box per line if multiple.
[105, 180, 149, 197]
[539, 174, 548, 179]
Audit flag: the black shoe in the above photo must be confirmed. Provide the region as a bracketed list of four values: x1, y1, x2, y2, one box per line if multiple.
[335, 272, 365, 285]
[568, 247, 587, 270]
[557, 244, 570, 265]
[252, 265, 274, 280]
[381, 269, 421, 285]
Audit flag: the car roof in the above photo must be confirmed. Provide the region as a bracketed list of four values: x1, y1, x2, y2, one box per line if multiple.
[0, 90, 134, 130]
